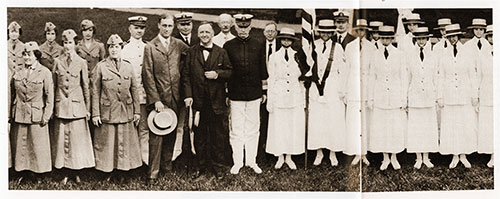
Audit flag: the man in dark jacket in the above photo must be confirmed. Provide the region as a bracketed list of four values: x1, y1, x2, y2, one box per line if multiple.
[223, 14, 268, 175]
[183, 22, 232, 180]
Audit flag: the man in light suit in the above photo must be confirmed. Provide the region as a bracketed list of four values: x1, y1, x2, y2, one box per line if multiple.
[183, 22, 232, 180]
[142, 13, 189, 183]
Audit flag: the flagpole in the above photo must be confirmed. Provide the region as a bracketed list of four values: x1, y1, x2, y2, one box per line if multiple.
[301, 8, 315, 170]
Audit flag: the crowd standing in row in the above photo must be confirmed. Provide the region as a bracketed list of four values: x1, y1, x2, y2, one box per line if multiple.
[7, 9, 494, 184]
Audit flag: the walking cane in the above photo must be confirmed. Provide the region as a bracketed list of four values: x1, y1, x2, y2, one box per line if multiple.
[188, 105, 197, 155]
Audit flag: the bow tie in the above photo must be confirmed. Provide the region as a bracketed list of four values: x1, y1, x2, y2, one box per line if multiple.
[201, 46, 212, 52]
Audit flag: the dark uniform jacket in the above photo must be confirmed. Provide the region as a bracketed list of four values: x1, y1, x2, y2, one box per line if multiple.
[223, 36, 267, 101]
[173, 32, 200, 47]
[182, 43, 232, 114]
[39, 41, 64, 71]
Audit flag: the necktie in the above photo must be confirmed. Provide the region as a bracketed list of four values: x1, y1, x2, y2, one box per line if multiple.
[165, 40, 169, 52]
[338, 35, 342, 43]
[284, 49, 289, 61]
[384, 47, 389, 59]
[268, 43, 273, 59]
[12, 42, 16, 51]
[114, 59, 120, 71]
[477, 40, 482, 50]
[420, 47, 424, 61]
[444, 40, 447, 48]
[453, 44, 458, 57]
[375, 42, 378, 49]
[322, 42, 327, 53]
[66, 54, 72, 65]
[185, 36, 189, 45]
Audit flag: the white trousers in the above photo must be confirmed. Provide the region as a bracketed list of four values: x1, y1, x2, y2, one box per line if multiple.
[230, 99, 261, 166]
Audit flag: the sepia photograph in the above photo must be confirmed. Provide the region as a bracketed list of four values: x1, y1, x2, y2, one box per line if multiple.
[2, 0, 499, 198]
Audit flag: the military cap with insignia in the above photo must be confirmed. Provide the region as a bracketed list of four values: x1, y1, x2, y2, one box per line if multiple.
[175, 12, 194, 25]
[128, 16, 148, 27]
[62, 29, 78, 41]
[234, 14, 253, 28]
[24, 41, 40, 52]
[107, 34, 124, 45]
[44, 22, 57, 32]
[333, 11, 350, 22]
[80, 19, 95, 31]
[8, 21, 21, 31]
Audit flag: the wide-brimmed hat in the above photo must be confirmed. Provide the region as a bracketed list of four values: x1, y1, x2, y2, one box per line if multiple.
[234, 14, 253, 28]
[128, 16, 148, 27]
[352, 19, 371, 31]
[467, 18, 487, 29]
[378, 26, 395, 38]
[403, 13, 424, 25]
[433, 18, 451, 30]
[317, 19, 336, 32]
[276, 27, 299, 40]
[444, 24, 464, 37]
[413, 27, 433, 38]
[369, 21, 383, 32]
[148, 108, 178, 135]
[485, 25, 493, 36]
[333, 11, 350, 22]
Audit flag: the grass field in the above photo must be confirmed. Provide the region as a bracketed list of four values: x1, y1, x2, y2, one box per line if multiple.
[7, 8, 494, 192]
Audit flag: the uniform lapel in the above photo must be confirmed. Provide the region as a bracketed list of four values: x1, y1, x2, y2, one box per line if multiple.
[105, 58, 121, 77]
[167, 38, 178, 56]
[153, 36, 168, 55]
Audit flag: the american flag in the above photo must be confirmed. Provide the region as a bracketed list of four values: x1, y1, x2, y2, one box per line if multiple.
[301, 8, 316, 76]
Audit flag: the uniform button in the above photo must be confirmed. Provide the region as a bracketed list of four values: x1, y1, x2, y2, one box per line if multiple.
[386, 79, 388, 81]
[455, 73, 457, 75]
[287, 74, 290, 76]
[421, 81, 423, 83]
[66, 79, 69, 82]
[118, 82, 121, 85]
[286, 81, 289, 83]
[421, 67, 424, 69]
[287, 90, 290, 92]
[422, 89, 425, 91]
[67, 71, 70, 74]
[387, 88, 389, 91]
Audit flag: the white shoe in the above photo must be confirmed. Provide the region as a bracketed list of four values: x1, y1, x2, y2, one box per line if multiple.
[380, 160, 390, 170]
[285, 159, 297, 170]
[362, 156, 370, 166]
[460, 155, 471, 168]
[487, 159, 494, 168]
[449, 156, 459, 169]
[351, 155, 361, 166]
[274, 156, 284, 169]
[330, 152, 338, 167]
[391, 155, 401, 170]
[249, 164, 262, 174]
[313, 151, 324, 166]
[414, 159, 423, 169]
[230, 165, 242, 174]
[423, 159, 434, 168]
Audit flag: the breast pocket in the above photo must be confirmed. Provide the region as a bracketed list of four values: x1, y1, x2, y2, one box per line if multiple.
[31, 101, 43, 123]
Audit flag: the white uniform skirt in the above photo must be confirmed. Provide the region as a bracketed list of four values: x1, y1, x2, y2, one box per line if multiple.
[406, 106, 439, 153]
[308, 97, 346, 151]
[477, 105, 493, 154]
[266, 106, 305, 156]
[368, 107, 407, 153]
[439, 104, 477, 155]
[344, 101, 367, 155]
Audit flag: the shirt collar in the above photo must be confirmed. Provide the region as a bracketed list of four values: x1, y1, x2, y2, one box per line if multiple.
[158, 33, 171, 45]
[201, 42, 213, 48]
[338, 32, 347, 40]
[266, 39, 276, 46]
[129, 37, 143, 44]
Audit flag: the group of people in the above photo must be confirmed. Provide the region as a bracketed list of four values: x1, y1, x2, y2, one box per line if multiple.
[7, 9, 493, 185]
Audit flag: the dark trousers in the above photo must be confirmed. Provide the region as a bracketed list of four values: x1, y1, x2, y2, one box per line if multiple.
[193, 102, 227, 173]
[148, 107, 177, 179]
[257, 101, 271, 163]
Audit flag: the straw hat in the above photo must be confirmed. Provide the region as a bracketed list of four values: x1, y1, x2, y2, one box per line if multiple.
[467, 18, 487, 29]
[369, 21, 383, 32]
[352, 19, 371, 31]
[485, 25, 492, 36]
[147, 108, 178, 135]
[317, 19, 335, 32]
[378, 26, 395, 38]
[413, 27, 433, 38]
[433, 18, 452, 30]
[403, 13, 424, 24]
[444, 24, 464, 37]
[276, 27, 299, 40]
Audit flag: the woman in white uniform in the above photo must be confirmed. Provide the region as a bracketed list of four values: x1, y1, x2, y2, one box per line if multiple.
[266, 27, 305, 170]
[308, 19, 347, 167]
[437, 24, 478, 169]
[406, 27, 439, 169]
[477, 25, 494, 168]
[367, 26, 408, 170]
